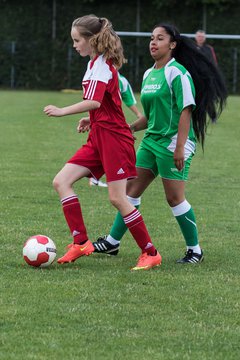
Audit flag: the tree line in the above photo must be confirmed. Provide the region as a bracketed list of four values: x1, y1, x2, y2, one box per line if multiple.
[0, 0, 239, 93]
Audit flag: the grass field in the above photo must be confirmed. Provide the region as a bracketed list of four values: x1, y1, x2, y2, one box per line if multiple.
[0, 90, 239, 360]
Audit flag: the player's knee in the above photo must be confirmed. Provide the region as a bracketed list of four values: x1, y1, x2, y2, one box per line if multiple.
[166, 195, 184, 207]
[52, 175, 61, 192]
[108, 194, 122, 209]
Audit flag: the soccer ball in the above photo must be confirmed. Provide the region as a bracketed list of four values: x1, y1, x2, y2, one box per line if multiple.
[23, 235, 57, 268]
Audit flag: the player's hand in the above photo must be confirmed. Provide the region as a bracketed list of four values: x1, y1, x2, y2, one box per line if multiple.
[129, 124, 137, 141]
[77, 117, 90, 133]
[132, 132, 137, 141]
[44, 105, 64, 117]
[174, 146, 185, 171]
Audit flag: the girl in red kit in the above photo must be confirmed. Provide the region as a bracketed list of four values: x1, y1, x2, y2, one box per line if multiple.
[44, 14, 161, 270]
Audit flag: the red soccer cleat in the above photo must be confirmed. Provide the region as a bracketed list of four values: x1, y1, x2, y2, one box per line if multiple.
[131, 251, 162, 271]
[57, 240, 94, 264]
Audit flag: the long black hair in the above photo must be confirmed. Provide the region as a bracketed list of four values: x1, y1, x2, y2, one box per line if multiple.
[153, 23, 228, 147]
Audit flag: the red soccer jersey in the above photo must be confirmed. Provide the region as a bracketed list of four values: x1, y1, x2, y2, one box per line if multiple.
[82, 55, 132, 140]
[68, 55, 137, 181]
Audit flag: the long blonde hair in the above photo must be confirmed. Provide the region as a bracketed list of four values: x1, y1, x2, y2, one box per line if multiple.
[72, 14, 126, 69]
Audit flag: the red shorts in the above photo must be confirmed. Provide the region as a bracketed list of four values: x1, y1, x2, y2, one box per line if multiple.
[67, 125, 137, 182]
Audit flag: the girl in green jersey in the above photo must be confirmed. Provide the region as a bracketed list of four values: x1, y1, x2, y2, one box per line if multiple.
[93, 23, 227, 264]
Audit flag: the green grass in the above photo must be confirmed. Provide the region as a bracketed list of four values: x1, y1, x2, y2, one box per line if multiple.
[0, 91, 239, 360]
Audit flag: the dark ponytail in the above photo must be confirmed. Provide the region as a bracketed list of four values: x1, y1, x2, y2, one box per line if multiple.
[153, 23, 228, 147]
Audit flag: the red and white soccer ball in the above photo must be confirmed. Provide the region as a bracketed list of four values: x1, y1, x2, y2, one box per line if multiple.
[23, 235, 57, 268]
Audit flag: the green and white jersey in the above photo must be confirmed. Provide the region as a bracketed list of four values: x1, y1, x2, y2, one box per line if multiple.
[140, 58, 196, 154]
[118, 73, 137, 107]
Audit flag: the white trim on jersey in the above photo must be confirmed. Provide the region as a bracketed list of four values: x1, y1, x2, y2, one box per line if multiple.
[118, 73, 129, 92]
[83, 55, 113, 83]
[85, 80, 98, 100]
[164, 58, 196, 109]
[167, 134, 196, 159]
[142, 67, 153, 82]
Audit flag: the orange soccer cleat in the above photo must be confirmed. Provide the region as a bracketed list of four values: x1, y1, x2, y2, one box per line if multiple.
[131, 251, 162, 271]
[57, 240, 94, 264]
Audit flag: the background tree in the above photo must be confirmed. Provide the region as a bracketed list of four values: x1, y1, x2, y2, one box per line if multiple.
[0, 0, 239, 92]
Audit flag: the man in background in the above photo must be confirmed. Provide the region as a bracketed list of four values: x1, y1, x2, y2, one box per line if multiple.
[195, 30, 218, 123]
[195, 30, 218, 65]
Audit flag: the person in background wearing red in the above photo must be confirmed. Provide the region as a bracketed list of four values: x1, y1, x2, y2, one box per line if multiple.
[195, 29, 217, 65]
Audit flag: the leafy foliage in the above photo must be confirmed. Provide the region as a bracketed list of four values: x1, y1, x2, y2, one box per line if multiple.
[0, 0, 239, 93]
